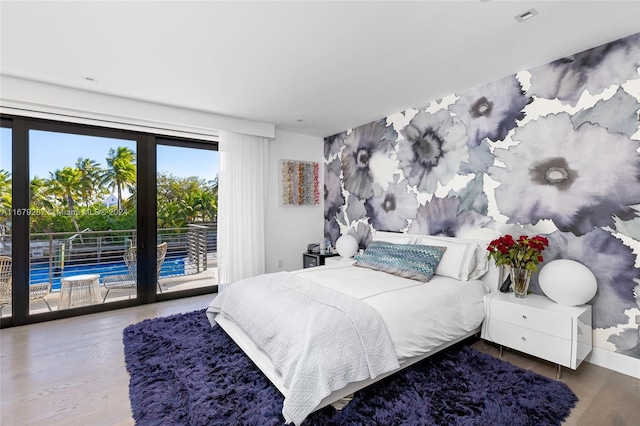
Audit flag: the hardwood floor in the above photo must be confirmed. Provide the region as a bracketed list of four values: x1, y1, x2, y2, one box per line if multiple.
[471, 340, 640, 426]
[1, 294, 214, 426]
[2, 295, 638, 425]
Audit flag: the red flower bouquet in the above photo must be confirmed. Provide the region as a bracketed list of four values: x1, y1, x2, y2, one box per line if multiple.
[486, 234, 549, 272]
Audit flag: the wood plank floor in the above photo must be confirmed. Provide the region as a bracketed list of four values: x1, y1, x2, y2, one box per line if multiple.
[2, 294, 639, 425]
[471, 340, 640, 426]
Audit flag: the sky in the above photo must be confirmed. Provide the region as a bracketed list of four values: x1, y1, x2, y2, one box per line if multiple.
[0, 127, 219, 184]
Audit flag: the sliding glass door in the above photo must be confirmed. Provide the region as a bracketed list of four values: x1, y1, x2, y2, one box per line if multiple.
[28, 128, 138, 313]
[0, 116, 219, 327]
[156, 140, 218, 294]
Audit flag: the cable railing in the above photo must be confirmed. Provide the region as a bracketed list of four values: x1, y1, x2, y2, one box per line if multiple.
[0, 224, 217, 291]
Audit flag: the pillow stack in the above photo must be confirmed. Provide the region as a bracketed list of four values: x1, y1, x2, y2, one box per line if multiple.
[417, 236, 488, 281]
[357, 232, 490, 282]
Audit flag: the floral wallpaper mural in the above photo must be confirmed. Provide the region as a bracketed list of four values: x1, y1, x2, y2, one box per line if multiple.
[324, 32, 640, 361]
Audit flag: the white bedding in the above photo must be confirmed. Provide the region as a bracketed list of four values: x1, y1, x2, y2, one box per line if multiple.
[206, 257, 491, 424]
[207, 271, 399, 425]
[292, 262, 488, 361]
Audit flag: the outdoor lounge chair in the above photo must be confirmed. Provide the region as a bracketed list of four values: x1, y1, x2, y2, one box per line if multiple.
[102, 242, 168, 302]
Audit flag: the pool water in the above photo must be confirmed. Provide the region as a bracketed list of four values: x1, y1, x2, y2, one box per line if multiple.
[30, 257, 186, 291]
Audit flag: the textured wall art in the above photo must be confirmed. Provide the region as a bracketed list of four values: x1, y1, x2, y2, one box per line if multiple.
[324, 32, 640, 361]
[279, 159, 320, 206]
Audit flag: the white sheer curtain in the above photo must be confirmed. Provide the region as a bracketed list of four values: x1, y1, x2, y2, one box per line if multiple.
[217, 131, 270, 290]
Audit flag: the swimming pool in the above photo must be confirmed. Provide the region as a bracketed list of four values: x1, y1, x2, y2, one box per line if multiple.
[30, 257, 186, 291]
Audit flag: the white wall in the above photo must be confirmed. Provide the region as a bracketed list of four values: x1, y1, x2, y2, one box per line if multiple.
[265, 130, 325, 273]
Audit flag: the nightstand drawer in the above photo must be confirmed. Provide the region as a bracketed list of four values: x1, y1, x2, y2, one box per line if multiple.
[482, 292, 592, 372]
[487, 297, 572, 339]
[484, 319, 572, 367]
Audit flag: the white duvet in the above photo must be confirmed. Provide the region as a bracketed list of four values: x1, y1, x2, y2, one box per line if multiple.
[292, 261, 488, 361]
[207, 262, 488, 424]
[207, 270, 400, 425]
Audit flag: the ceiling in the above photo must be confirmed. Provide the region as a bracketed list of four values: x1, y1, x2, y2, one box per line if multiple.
[1, 1, 639, 138]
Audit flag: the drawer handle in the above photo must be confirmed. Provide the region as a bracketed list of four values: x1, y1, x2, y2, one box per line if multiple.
[521, 336, 526, 341]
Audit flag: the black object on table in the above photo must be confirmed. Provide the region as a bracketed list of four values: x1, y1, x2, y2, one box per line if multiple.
[303, 252, 339, 268]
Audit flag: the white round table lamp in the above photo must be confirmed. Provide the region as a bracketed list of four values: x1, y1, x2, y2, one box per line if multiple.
[336, 234, 359, 258]
[538, 259, 597, 306]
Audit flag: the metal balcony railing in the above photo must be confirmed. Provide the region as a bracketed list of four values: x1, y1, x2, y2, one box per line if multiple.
[0, 223, 217, 291]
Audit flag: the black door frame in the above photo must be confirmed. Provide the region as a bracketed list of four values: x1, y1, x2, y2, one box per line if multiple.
[0, 115, 217, 328]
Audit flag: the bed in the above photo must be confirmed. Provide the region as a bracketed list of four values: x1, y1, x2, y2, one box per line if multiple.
[206, 233, 501, 425]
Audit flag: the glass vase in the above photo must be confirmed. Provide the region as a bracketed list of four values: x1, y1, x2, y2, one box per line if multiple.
[511, 267, 531, 298]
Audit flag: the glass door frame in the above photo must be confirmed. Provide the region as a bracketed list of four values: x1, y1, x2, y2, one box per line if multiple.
[154, 137, 219, 300]
[1, 115, 217, 328]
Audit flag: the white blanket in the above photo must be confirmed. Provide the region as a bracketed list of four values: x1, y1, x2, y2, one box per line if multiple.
[207, 271, 399, 425]
[294, 262, 488, 361]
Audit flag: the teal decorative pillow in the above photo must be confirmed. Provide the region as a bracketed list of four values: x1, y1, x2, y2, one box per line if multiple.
[354, 241, 447, 282]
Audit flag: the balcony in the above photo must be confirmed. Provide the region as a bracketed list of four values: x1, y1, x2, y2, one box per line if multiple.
[0, 224, 218, 316]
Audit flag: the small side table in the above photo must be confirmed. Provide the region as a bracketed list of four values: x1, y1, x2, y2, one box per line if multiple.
[58, 274, 102, 309]
[303, 252, 339, 268]
[481, 292, 592, 378]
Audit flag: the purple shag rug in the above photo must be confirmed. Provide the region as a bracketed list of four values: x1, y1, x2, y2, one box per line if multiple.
[123, 309, 578, 425]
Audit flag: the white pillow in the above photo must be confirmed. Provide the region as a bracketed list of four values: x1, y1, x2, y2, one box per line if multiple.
[468, 245, 489, 280]
[418, 236, 478, 281]
[373, 231, 417, 245]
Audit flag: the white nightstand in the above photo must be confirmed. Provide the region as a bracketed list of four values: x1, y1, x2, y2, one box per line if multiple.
[323, 256, 356, 267]
[481, 292, 592, 378]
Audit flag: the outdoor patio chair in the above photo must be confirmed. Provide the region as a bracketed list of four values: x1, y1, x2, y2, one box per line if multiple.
[0, 256, 11, 315]
[102, 243, 168, 302]
[102, 246, 137, 302]
[156, 242, 168, 293]
[29, 283, 52, 311]
[0, 257, 53, 314]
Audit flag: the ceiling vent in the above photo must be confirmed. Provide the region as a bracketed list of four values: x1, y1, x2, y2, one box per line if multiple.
[515, 8, 539, 23]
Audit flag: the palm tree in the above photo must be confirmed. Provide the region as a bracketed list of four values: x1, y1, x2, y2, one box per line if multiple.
[181, 191, 203, 223]
[75, 157, 105, 207]
[29, 176, 53, 211]
[29, 176, 56, 232]
[104, 147, 136, 210]
[48, 167, 82, 233]
[158, 201, 185, 228]
[184, 189, 217, 223]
